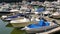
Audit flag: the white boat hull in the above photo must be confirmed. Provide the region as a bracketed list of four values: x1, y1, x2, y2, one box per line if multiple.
[24, 25, 58, 33]
[21, 21, 58, 33]
[10, 21, 38, 27]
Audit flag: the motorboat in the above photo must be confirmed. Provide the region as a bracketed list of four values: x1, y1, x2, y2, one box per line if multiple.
[1, 15, 8, 19]
[1, 13, 25, 21]
[0, 7, 13, 15]
[10, 18, 33, 27]
[45, 7, 54, 11]
[21, 18, 58, 33]
[0, 3, 21, 15]
[20, 5, 28, 11]
[43, 11, 51, 16]
[1, 13, 35, 21]
[22, 0, 27, 4]
[55, 5, 60, 9]
[10, 16, 40, 27]
[10, 18, 29, 23]
[31, 1, 43, 6]
[44, 1, 55, 8]
[49, 12, 60, 18]
[44, 1, 50, 5]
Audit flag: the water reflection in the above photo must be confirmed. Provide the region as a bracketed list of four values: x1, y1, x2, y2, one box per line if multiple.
[0, 19, 14, 34]
[0, 19, 27, 34]
[6, 23, 13, 27]
[6, 23, 27, 34]
[11, 28, 27, 34]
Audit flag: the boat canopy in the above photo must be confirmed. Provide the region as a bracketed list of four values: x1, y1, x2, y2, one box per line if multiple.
[27, 19, 50, 28]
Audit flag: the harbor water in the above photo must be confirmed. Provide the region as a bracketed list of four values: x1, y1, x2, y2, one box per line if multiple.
[0, 17, 60, 34]
[0, 0, 60, 34]
[0, 19, 27, 34]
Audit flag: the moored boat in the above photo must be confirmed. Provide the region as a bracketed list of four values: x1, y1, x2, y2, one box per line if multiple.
[1, 13, 25, 21]
[21, 18, 58, 33]
[10, 18, 37, 27]
[49, 12, 60, 18]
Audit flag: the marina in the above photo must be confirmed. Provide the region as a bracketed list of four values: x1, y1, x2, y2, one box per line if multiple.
[0, 0, 60, 34]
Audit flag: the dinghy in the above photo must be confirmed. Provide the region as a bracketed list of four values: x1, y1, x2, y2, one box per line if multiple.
[21, 19, 58, 33]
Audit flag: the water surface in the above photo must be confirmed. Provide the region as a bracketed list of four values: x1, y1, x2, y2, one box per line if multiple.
[0, 18, 60, 34]
[0, 19, 26, 34]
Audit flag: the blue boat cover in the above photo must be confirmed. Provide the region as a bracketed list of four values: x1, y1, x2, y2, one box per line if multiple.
[38, 19, 45, 26]
[27, 19, 50, 28]
[7, 16, 18, 18]
[36, 7, 45, 12]
[45, 22, 50, 26]
[5, 13, 25, 19]
[16, 13, 25, 17]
